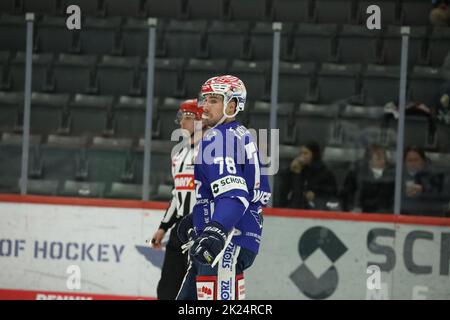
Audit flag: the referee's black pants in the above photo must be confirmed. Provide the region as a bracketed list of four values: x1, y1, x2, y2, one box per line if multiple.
[156, 221, 189, 300]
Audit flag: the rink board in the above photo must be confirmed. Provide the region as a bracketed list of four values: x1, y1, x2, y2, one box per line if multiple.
[0, 198, 164, 300]
[0, 194, 449, 300]
[246, 214, 450, 300]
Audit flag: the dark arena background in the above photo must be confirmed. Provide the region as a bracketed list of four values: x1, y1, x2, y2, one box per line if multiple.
[0, 0, 449, 300]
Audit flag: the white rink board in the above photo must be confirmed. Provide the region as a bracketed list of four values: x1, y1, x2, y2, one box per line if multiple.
[0, 201, 449, 299]
[0, 202, 165, 298]
[246, 216, 450, 300]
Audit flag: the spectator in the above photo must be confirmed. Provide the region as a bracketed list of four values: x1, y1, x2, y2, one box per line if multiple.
[401, 145, 446, 216]
[280, 142, 338, 210]
[432, 79, 450, 125]
[341, 144, 395, 214]
[430, 0, 450, 26]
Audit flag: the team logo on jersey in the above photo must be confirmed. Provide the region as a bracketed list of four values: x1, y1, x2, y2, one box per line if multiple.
[250, 209, 263, 229]
[210, 175, 248, 197]
[252, 190, 271, 205]
[174, 174, 195, 190]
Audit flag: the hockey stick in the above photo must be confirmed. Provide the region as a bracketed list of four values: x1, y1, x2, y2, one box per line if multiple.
[211, 227, 236, 268]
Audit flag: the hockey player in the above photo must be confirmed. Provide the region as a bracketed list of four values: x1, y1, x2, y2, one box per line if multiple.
[176, 75, 271, 300]
[150, 99, 204, 300]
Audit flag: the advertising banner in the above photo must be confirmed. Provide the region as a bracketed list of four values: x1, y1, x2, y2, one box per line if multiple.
[247, 215, 450, 299]
[0, 200, 164, 299]
[0, 195, 449, 300]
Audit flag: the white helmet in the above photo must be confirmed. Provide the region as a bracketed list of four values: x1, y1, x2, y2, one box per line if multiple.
[200, 75, 247, 119]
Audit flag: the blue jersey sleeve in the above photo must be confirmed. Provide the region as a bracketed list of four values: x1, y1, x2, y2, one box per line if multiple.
[213, 197, 247, 232]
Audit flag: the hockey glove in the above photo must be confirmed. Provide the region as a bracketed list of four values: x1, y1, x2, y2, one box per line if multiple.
[190, 221, 228, 266]
[177, 213, 197, 253]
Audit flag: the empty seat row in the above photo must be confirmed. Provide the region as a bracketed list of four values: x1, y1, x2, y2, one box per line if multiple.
[0, 0, 436, 26]
[0, 91, 271, 139]
[0, 91, 161, 137]
[3, 88, 450, 152]
[0, 177, 174, 201]
[245, 100, 449, 150]
[1, 53, 447, 109]
[0, 53, 268, 99]
[1, 15, 449, 65]
[0, 131, 176, 186]
[0, 53, 156, 96]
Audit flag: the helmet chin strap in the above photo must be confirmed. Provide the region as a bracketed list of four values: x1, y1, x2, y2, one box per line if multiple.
[211, 97, 239, 129]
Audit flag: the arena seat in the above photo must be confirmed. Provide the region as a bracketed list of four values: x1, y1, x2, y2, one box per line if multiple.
[114, 95, 159, 138]
[30, 92, 70, 136]
[79, 17, 122, 55]
[0, 91, 22, 132]
[362, 64, 400, 105]
[381, 26, 427, 66]
[205, 21, 250, 60]
[272, 0, 310, 23]
[59, 180, 106, 197]
[41, 134, 88, 181]
[295, 103, 340, 146]
[104, 0, 146, 17]
[429, 27, 450, 67]
[337, 24, 381, 64]
[187, 0, 225, 20]
[107, 181, 145, 199]
[96, 55, 140, 95]
[141, 57, 184, 98]
[228, 59, 270, 100]
[147, 0, 184, 19]
[164, 19, 208, 58]
[401, 0, 432, 26]
[0, 14, 26, 52]
[278, 61, 315, 103]
[68, 93, 114, 135]
[183, 58, 227, 97]
[23, 0, 59, 15]
[9, 52, 53, 91]
[37, 16, 76, 54]
[317, 62, 362, 104]
[228, 0, 271, 21]
[314, 0, 355, 24]
[52, 53, 97, 94]
[292, 23, 338, 62]
[409, 65, 444, 107]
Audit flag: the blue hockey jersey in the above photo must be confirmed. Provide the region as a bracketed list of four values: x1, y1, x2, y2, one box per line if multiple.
[192, 120, 271, 254]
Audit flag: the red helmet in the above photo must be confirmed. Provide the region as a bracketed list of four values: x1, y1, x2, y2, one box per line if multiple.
[176, 98, 203, 123]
